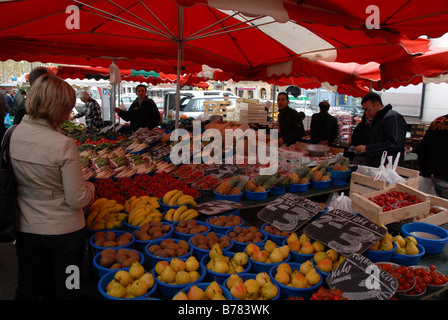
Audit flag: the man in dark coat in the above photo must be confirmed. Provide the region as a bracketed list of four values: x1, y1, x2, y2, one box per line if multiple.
[354, 92, 407, 167]
[277, 92, 305, 146]
[115, 84, 160, 132]
[310, 101, 339, 146]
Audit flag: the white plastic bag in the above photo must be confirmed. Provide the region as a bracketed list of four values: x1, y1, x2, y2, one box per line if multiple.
[327, 192, 356, 214]
[355, 151, 404, 186]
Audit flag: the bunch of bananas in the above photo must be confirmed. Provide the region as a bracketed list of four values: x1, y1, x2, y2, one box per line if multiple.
[125, 195, 163, 227]
[164, 205, 199, 222]
[162, 190, 197, 207]
[86, 198, 128, 230]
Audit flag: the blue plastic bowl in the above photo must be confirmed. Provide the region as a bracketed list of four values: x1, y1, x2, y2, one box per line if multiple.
[281, 238, 322, 263]
[152, 262, 206, 298]
[401, 222, 448, 254]
[201, 251, 252, 285]
[158, 198, 182, 212]
[260, 223, 290, 246]
[214, 190, 243, 202]
[98, 269, 157, 300]
[93, 248, 145, 278]
[331, 178, 348, 186]
[89, 231, 135, 256]
[223, 273, 280, 300]
[269, 186, 286, 196]
[173, 282, 234, 300]
[188, 235, 234, 261]
[328, 167, 350, 179]
[249, 252, 291, 274]
[219, 209, 241, 217]
[288, 182, 310, 193]
[226, 227, 267, 252]
[311, 179, 332, 189]
[390, 243, 426, 266]
[269, 262, 322, 300]
[244, 190, 269, 201]
[144, 238, 193, 269]
[362, 241, 397, 263]
[133, 222, 174, 252]
[206, 216, 244, 235]
[123, 218, 139, 233]
[173, 220, 210, 242]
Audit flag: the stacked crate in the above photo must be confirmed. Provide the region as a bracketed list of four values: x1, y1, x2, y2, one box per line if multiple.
[230, 98, 269, 124]
[203, 100, 232, 120]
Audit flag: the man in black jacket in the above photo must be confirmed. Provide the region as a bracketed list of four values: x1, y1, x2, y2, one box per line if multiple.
[277, 92, 305, 146]
[310, 100, 339, 146]
[354, 92, 406, 167]
[115, 84, 160, 132]
[417, 114, 448, 199]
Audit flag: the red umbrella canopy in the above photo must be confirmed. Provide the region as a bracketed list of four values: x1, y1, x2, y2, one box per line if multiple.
[0, 0, 430, 80]
[176, 0, 448, 41]
[380, 46, 448, 89]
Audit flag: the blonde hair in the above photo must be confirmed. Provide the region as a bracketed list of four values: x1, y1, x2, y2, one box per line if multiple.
[25, 74, 76, 129]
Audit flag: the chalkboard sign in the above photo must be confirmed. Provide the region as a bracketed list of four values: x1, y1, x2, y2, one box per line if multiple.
[326, 253, 398, 300]
[302, 209, 387, 256]
[196, 200, 243, 216]
[203, 164, 242, 179]
[257, 193, 322, 233]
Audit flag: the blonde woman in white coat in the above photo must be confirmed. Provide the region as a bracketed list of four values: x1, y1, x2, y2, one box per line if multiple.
[10, 74, 95, 300]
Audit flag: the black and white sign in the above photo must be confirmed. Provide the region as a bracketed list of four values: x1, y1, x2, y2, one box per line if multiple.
[327, 253, 398, 300]
[257, 193, 322, 233]
[151, 147, 171, 160]
[302, 209, 387, 256]
[196, 200, 243, 216]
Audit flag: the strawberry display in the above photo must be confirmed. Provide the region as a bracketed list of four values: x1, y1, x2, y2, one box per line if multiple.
[368, 191, 423, 212]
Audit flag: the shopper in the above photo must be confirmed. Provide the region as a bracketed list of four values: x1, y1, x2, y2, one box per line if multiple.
[14, 66, 53, 125]
[310, 100, 339, 146]
[115, 84, 160, 132]
[70, 91, 103, 130]
[417, 114, 448, 199]
[354, 92, 407, 167]
[10, 74, 95, 300]
[349, 113, 369, 165]
[0, 91, 9, 141]
[277, 92, 305, 146]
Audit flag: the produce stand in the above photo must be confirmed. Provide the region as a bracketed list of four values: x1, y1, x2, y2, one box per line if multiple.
[69, 122, 448, 301]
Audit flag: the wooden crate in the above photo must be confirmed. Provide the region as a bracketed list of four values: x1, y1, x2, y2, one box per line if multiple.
[415, 195, 448, 226]
[349, 166, 420, 196]
[351, 182, 431, 225]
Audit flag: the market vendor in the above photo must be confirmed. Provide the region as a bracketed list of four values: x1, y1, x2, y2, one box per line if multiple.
[70, 91, 103, 130]
[115, 84, 161, 132]
[277, 92, 305, 146]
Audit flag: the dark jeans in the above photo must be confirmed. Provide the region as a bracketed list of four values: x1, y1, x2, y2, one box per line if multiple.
[14, 228, 86, 300]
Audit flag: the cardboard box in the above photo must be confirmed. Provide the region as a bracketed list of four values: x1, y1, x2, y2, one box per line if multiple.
[349, 166, 420, 196]
[350, 182, 430, 225]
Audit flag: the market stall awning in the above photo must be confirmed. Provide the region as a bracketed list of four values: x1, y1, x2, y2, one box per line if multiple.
[175, 0, 448, 42]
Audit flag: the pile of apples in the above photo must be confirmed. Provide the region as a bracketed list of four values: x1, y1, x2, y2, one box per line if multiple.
[173, 281, 228, 300]
[105, 261, 155, 299]
[226, 272, 279, 300]
[245, 240, 290, 264]
[205, 243, 249, 274]
[313, 249, 345, 274]
[154, 256, 202, 285]
[273, 262, 321, 288]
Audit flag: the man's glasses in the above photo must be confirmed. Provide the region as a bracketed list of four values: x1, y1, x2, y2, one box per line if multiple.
[363, 103, 375, 112]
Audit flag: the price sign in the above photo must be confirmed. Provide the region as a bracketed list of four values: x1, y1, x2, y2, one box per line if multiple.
[257, 193, 322, 233]
[203, 164, 242, 179]
[196, 200, 243, 216]
[302, 209, 386, 256]
[326, 253, 398, 300]
[151, 147, 171, 160]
